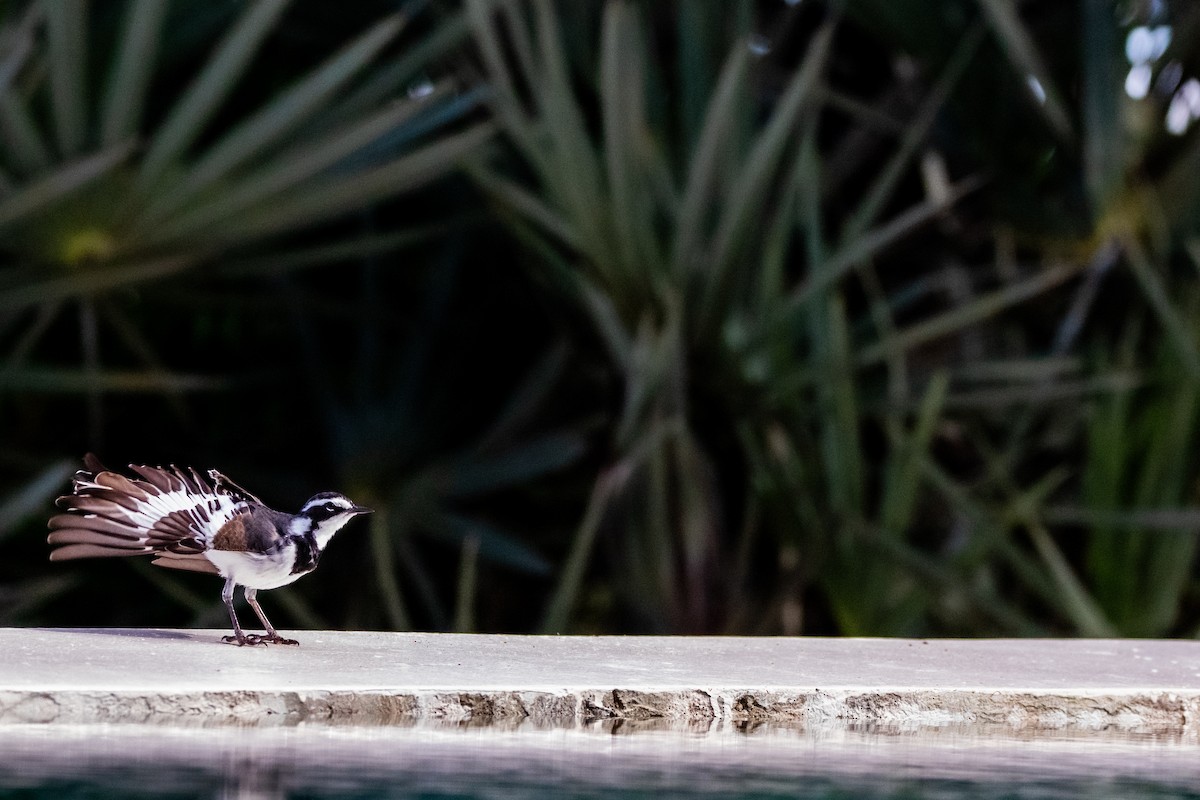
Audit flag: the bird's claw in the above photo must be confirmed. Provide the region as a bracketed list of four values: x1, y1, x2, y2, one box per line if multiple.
[223, 633, 266, 646]
[221, 632, 298, 646]
[262, 634, 300, 646]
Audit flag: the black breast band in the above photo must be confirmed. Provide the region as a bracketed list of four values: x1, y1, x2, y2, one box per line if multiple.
[290, 532, 320, 575]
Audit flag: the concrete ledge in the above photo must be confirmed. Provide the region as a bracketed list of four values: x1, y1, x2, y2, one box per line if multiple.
[1, 629, 1199, 733]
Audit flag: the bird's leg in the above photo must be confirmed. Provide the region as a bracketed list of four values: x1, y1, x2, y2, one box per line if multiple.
[220, 578, 263, 646]
[244, 587, 299, 646]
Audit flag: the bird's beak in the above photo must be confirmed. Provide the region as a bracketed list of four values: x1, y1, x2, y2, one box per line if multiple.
[350, 505, 373, 515]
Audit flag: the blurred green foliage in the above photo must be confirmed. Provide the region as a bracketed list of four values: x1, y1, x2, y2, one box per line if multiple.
[3, 0, 1200, 638]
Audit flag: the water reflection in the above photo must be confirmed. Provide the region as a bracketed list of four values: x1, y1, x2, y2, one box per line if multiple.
[1, 723, 1198, 799]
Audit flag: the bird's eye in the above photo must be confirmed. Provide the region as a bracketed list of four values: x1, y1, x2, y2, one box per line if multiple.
[324, 502, 338, 512]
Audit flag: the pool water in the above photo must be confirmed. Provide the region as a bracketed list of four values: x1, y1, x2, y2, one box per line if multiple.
[1, 724, 1197, 799]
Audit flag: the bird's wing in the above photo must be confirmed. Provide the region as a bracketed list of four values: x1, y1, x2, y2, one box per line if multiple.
[206, 469, 264, 505]
[47, 461, 250, 562]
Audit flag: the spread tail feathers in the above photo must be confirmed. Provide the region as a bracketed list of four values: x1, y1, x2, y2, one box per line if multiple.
[48, 455, 247, 568]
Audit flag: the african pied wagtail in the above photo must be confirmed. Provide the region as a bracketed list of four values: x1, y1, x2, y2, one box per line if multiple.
[48, 454, 371, 646]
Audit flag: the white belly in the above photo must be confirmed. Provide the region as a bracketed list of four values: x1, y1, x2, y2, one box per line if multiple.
[204, 545, 303, 590]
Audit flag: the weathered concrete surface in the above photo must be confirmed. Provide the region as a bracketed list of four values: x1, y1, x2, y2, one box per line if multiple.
[0, 628, 1198, 732]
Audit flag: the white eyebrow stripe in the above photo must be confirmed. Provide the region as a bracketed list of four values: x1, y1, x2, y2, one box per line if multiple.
[302, 496, 353, 513]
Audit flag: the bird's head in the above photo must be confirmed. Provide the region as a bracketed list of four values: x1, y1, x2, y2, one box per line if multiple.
[299, 492, 372, 547]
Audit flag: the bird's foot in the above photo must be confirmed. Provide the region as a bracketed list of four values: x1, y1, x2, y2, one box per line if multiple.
[261, 633, 300, 646]
[222, 633, 267, 646]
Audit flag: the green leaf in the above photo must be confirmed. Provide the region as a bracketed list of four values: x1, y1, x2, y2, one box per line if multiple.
[466, 0, 538, 148]
[0, 4, 41, 99]
[529, 0, 609, 265]
[140, 87, 456, 246]
[673, 429, 718, 623]
[975, 0, 1073, 140]
[953, 356, 1081, 383]
[856, 258, 1079, 368]
[706, 24, 834, 312]
[325, 13, 470, 126]
[0, 141, 134, 231]
[454, 533, 480, 632]
[476, 341, 570, 451]
[469, 163, 581, 250]
[100, 0, 169, 146]
[446, 430, 587, 497]
[1123, 236, 1200, 378]
[138, 0, 291, 187]
[600, 2, 655, 281]
[816, 294, 863, 515]
[207, 122, 495, 245]
[880, 372, 947, 533]
[0, 93, 53, 176]
[368, 505, 412, 631]
[540, 464, 627, 633]
[1080, 0, 1123, 212]
[0, 253, 197, 309]
[942, 372, 1140, 410]
[142, 13, 405, 224]
[425, 511, 551, 576]
[840, 24, 983, 241]
[676, 1, 744, 156]
[1045, 506, 1200, 530]
[0, 367, 224, 392]
[578, 276, 634, 370]
[1027, 517, 1117, 636]
[41, 0, 87, 157]
[793, 177, 982, 311]
[0, 458, 74, 540]
[672, 43, 749, 280]
[0, 576, 79, 623]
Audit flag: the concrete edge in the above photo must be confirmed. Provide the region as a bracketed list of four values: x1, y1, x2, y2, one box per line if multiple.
[3, 686, 1198, 736]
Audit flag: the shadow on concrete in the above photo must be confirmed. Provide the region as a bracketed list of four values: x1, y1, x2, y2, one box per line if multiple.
[32, 627, 209, 642]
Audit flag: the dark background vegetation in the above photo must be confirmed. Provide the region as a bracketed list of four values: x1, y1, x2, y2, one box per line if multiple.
[3, 0, 1200, 638]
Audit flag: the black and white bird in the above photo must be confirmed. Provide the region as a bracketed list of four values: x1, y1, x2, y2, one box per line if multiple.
[48, 454, 371, 646]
